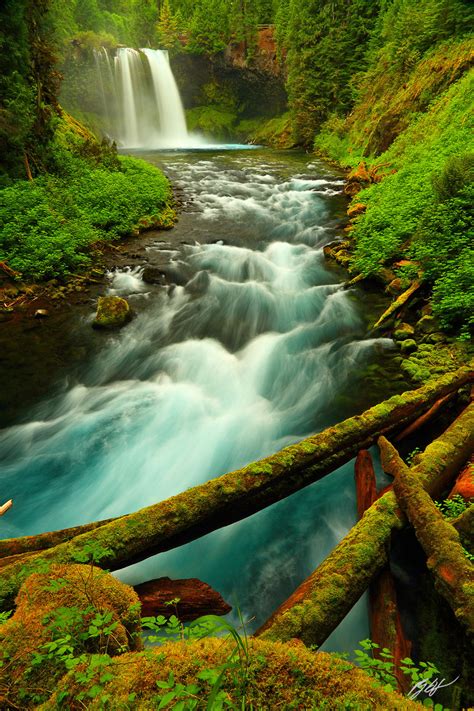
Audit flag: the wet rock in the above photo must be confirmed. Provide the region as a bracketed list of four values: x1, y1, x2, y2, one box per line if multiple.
[400, 339, 417, 354]
[185, 270, 210, 295]
[393, 323, 415, 341]
[93, 296, 132, 329]
[134, 577, 232, 621]
[34, 309, 49, 319]
[142, 266, 167, 285]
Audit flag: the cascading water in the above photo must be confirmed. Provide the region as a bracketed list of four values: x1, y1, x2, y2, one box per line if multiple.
[0, 150, 396, 652]
[95, 47, 191, 148]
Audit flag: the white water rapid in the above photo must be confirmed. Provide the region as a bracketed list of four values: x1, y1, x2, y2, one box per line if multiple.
[0, 150, 396, 651]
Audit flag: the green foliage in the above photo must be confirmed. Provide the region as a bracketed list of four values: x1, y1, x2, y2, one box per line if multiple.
[282, 0, 380, 145]
[0, 144, 171, 279]
[354, 639, 441, 699]
[435, 494, 470, 519]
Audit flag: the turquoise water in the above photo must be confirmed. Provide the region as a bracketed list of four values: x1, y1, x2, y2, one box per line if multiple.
[0, 150, 394, 651]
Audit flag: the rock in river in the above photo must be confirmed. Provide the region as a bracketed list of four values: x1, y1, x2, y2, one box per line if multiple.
[93, 296, 132, 329]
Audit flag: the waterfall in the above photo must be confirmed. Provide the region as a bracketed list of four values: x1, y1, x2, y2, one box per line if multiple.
[95, 47, 190, 149]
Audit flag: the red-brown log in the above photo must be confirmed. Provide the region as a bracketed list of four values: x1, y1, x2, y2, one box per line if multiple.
[354, 450, 377, 518]
[134, 577, 231, 621]
[448, 455, 474, 501]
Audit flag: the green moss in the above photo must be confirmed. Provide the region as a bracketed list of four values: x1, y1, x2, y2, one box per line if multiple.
[93, 296, 131, 329]
[186, 106, 238, 139]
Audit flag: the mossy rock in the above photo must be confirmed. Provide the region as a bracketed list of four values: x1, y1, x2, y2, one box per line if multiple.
[0, 564, 142, 708]
[416, 314, 437, 334]
[93, 295, 132, 329]
[41, 637, 417, 710]
[400, 338, 417, 354]
[393, 322, 415, 341]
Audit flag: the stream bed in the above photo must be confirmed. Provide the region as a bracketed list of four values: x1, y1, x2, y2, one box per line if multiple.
[0, 149, 402, 651]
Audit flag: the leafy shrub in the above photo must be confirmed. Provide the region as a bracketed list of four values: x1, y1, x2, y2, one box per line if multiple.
[0, 153, 171, 279]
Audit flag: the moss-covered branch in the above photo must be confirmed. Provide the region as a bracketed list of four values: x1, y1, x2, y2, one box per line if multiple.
[0, 368, 471, 612]
[256, 401, 474, 647]
[383, 437, 474, 635]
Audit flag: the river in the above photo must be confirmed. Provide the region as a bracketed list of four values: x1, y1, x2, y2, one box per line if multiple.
[0, 148, 400, 651]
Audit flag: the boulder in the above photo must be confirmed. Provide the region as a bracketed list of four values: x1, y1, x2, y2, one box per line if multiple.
[400, 339, 417, 354]
[134, 576, 232, 621]
[93, 296, 132, 329]
[185, 270, 211, 295]
[142, 266, 167, 285]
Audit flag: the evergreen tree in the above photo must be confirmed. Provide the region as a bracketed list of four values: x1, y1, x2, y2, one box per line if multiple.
[156, 0, 180, 49]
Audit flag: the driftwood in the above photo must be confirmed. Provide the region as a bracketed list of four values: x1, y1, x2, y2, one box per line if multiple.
[256, 402, 474, 647]
[134, 577, 231, 621]
[372, 280, 422, 330]
[382, 437, 474, 635]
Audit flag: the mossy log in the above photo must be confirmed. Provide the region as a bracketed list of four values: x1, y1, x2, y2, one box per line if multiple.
[452, 506, 474, 552]
[256, 401, 474, 647]
[0, 368, 472, 612]
[382, 437, 474, 635]
[0, 516, 121, 559]
[394, 392, 454, 442]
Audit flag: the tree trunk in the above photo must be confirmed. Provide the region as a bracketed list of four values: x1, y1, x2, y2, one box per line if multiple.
[354, 450, 377, 518]
[452, 506, 474, 553]
[0, 367, 471, 612]
[354, 451, 412, 692]
[382, 437, 474, 635]
[256, 401, 474, 647]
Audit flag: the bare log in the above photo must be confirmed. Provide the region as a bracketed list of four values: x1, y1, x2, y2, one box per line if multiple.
[0, 368, 472, 612]
[256, 402, 474, 647]
[354, 450, 377, 518]
[135, 577, 231, 621]
[384, 437, 474, 635]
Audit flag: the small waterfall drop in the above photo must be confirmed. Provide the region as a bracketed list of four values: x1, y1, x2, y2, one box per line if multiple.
[95, 47, 191, 149]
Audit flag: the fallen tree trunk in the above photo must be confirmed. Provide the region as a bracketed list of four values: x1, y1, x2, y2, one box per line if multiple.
[354, 450, 377, 518]
[256, 401, 474, 647]
[134, 577, 231, 621]
[372, 280, 422, 330]
[354, 451, 411, 691]
[383, 437, 474, 635]
[452, 506, 474, 552]
[369, 570, 412, 692]
[0, 516, 122, 559]
[0, 367, 472, 612]
[448, 455, 474, 501]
